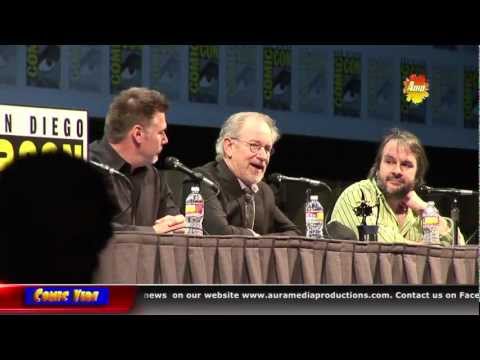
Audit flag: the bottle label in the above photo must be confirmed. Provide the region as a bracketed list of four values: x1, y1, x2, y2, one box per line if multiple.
[307, 211, 323, 221]
[185, 204, 196, 215]
[423, 216, 439, 225]
[186, 203, 204, 215]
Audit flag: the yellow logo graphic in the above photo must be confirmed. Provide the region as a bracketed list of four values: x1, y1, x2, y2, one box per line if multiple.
[403, 74, 429, 104]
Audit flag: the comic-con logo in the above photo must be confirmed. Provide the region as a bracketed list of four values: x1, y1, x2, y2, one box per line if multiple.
[403, 74, 429, 105]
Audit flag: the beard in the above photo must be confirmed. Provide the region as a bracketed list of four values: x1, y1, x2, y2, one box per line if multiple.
[376, 174, 414, 199]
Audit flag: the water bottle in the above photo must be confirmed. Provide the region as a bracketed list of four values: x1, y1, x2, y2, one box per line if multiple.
[305, 195, 324, 239]
[185, 186, 204, 236]
[422, 201, 440, 244]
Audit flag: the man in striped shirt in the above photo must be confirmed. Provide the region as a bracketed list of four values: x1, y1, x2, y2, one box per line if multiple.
[330, 128, 464, 246]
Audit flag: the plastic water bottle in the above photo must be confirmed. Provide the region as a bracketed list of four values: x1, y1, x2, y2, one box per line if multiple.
[185, 186, 204, 236]
[422, 201, 440, 244]
[305, 195, 324, 239]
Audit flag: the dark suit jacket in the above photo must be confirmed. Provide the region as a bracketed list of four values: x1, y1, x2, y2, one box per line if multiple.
[190, 160, 301, 236]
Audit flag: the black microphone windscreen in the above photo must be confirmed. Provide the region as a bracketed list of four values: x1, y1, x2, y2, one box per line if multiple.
[268, 173, 281, 184]
[164, 156, 179, 169]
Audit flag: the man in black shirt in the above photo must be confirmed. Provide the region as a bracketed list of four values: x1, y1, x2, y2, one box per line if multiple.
[89, 87, 185, 234]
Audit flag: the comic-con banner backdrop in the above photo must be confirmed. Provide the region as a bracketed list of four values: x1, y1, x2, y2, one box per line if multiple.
[263, 46, 292, 111]
[26, 45, 62, 89]
[110, 45, 143, 94]
[69, 45, 103, 93]
[0, 45, 477, 150]
[189, 45, 219, 104]
[151, 45, 182, 102]
[367, 57, 394, 122]
[298, 47, 327, 114]
[226, 45, 257, 108]
[0, 45, 17, 86]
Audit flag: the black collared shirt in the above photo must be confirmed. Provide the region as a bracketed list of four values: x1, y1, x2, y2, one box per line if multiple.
[89, 138, 179, 232]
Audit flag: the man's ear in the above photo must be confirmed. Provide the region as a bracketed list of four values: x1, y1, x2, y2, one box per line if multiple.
[131, 125, 143, 144]
[224, 138, 233, 159]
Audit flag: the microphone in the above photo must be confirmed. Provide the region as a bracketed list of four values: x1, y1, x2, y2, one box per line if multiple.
[268, 173, 332, 192]
[164, 157, 219, 192]
[419, 185, 478, 196]
[89, 160, 129, 181]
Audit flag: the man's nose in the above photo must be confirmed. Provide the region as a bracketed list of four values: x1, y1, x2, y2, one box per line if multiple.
[256, 147, 269, 161]
[391, 163, 402, 176]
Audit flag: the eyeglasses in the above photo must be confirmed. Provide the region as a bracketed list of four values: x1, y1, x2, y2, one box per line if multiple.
[230, 137, 275, 156]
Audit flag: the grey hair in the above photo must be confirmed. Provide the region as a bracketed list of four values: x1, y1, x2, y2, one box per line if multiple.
[215, 112, 280, 161]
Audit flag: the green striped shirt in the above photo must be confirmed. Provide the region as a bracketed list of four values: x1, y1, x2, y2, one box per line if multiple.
[329, 178, 463, 246]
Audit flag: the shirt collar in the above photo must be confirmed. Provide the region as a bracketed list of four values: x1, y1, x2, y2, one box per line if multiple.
[98, 137, 127, 170]
[238, 179, 259, 194]
[100, 137, 145, 175]
[369, 178, 385, 203]
[220, 159, 259, 194]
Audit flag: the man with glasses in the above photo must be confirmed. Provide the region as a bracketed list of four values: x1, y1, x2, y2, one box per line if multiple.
[191, 112, 301, 236]
[89, 87, 186, 234]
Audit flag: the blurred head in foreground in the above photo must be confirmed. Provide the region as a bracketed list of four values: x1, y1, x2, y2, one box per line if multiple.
[0, 152, 114, 283]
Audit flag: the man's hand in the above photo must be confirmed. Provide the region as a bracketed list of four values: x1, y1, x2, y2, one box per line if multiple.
[153, 214, 186, 234]
[402, 190, 428, 216]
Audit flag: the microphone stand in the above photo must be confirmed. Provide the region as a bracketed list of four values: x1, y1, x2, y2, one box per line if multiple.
[430, 193, 460, 246]
[424, 191, 462, 246]
[304, 187, 312, 237]
[277, 180, 287, 211]
[450, 197, 460, 246]
[420, 185, 480, 246]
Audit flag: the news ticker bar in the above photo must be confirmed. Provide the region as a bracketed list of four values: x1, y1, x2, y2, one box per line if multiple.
[0, 285, 478, 314]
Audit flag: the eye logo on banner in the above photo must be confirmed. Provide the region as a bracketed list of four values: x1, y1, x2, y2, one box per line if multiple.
[110, 45, 143, 94]
[333, 51, 362, 117]
[151, 45, 182, 101]
[263, 46, 292, 111]
[69, 45, 103, 93]
[403, 74, 429, 105]
[26, 45, 62, 89]
[189, 45, 219, 104]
